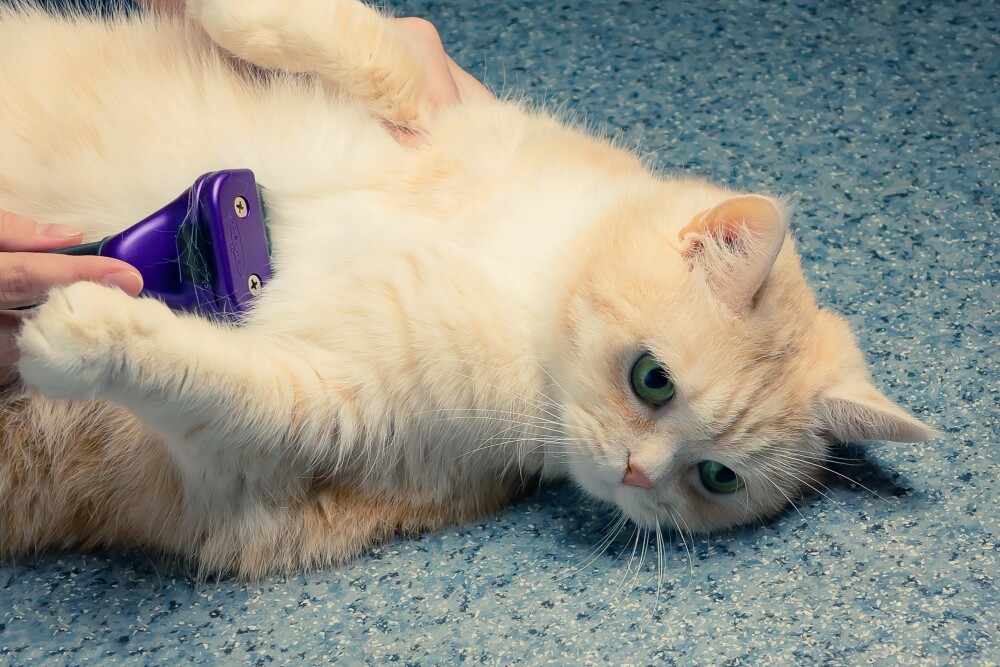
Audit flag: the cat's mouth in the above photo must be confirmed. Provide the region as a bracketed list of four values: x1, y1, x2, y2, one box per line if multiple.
[588, 476, 665, 529]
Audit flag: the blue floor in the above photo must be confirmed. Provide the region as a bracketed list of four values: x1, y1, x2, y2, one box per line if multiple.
[2, 0, 998, 664]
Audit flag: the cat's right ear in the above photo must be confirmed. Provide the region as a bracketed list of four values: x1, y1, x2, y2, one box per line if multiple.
[678, 195, 788, 314]
[816, 381, 940, 444]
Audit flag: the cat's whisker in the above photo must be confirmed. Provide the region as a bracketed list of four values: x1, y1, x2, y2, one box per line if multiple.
[746, 466, 815, 532]
[559, 512, 629, 581]
[763, 463, 849, 516]
[753, 457, 879, 531]
[413, 407, 567, 432]
[457, 434, 583, 462]
[755, 457, 829, 503]
[627, 527, 650, 604]
[438, 366, 564, 423]
[533, 361, 571, 405]
[610, 526, 650, 621]
[764, 451, 887, 505]
[602, 524, 642, 617]
[668, 508, 695, 586]
[770, 448, 861, 465]
[654, 523, 665, 616]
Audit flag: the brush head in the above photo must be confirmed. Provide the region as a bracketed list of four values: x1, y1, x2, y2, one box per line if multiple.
[92, 169, 272, 322]
[173, 169, 272, 320]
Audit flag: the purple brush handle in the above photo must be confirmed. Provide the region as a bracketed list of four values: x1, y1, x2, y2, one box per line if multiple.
[55, 170, 272, 321]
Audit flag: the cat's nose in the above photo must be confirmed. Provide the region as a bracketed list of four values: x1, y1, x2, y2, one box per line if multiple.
[622, 458, 655, 489]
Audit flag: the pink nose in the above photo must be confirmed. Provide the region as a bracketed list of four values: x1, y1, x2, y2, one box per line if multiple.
[621, 460, 655, 489]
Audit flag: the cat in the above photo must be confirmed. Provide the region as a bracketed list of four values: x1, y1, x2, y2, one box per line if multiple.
[0, 0, 936, 578]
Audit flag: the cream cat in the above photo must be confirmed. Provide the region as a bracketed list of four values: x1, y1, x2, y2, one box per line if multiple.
[0, 0, 935, 577]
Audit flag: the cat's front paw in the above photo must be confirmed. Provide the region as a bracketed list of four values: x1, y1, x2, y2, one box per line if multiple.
[17, 282, 169, 399]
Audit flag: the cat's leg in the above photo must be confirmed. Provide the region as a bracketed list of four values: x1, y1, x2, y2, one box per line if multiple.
[186, 0, 435, 129]
[0, 391, 189, 559]
[15, 282, 358, 511]
[198, 474, 530, 577]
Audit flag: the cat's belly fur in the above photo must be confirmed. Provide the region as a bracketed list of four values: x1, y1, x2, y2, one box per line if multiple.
[0, 10, 549, 360]
[0, 11, 402, 248]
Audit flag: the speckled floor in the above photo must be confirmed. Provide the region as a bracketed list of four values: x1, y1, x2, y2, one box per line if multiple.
[2, 0, 998, 664]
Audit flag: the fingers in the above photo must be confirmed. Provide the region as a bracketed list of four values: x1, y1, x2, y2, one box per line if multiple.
[0, 253, 143, 309]
[0, 209, 144, 386]
[391, 17, 495, 110]
[445, 54, 494, 105]
[392, 17, 461, 112]
[0, 209, 85, 252]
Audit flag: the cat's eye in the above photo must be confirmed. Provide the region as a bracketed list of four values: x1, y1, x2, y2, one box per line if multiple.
[629, 352, 676, 407]
[698, 460, 745, 494]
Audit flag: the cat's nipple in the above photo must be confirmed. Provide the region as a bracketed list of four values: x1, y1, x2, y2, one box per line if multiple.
[621, 458, 655, 489]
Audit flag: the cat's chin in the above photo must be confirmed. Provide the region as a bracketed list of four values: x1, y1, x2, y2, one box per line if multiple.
[571, 470, 665, 530]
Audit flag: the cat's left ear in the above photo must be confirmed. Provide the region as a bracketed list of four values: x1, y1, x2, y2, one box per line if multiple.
[678, 195, 788, 314]
[817, 382, 939, 443]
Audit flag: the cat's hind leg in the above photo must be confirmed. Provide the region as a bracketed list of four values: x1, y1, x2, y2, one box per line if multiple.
[185, 0, 435, 129]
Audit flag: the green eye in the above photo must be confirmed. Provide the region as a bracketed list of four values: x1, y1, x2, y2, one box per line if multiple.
[698, 460, 745, 494]
[629, 352, 676, 407]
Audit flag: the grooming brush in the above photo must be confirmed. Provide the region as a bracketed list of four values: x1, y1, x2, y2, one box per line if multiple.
[50, 169, 272, 322]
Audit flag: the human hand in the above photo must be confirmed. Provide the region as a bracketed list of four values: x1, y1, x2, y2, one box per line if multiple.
[390, 17, 493, 111]
[0, 210, 144, 386]
[135, 2, 493, 113]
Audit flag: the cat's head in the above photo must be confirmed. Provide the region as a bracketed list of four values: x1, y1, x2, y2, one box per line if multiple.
[546, 178, 935, 532]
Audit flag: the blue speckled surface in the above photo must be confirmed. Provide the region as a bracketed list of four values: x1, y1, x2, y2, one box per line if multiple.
[2, 0, 998, 664]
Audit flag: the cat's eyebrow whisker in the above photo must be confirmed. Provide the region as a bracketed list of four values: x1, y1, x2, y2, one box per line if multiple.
[438, 366, 564, 423]
[412, 406, 566, 430]
[456, 434, 583, 461]
[533, 361, 571, 403]
[452, 357, 561, 408]
[771, 449, 860, 465]
[759, 450, 834, 477]
[768, 464, 847, 514]
[416, 413, 569, 444]
[414, 405, 560, 457]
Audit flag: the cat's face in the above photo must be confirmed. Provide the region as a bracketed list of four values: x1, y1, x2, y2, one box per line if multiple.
[547, 180, 933, 533]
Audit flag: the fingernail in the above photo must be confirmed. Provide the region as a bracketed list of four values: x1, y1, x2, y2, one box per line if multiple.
[104, 270, 144, 294]
[37, 223, 83, 240]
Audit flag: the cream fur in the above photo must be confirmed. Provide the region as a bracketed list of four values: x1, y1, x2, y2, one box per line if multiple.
[0, 1, 935, 577]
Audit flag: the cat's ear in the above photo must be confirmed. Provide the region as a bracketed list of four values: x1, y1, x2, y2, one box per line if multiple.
[817, 382, 939, 443]
[678, 195, 788, 314]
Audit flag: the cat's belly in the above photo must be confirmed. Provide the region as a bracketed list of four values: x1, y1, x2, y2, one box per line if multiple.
[0, 10, 401, 241]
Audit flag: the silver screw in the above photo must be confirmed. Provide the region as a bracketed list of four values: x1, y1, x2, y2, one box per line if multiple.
[234, 196, 249, 219]
[247, 274, 262, 296]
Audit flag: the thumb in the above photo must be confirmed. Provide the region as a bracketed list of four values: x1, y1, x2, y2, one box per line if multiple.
[0, 210, 84, 252]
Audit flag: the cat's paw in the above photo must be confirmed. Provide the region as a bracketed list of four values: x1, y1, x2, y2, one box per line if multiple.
[17, 282, 169, 399]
